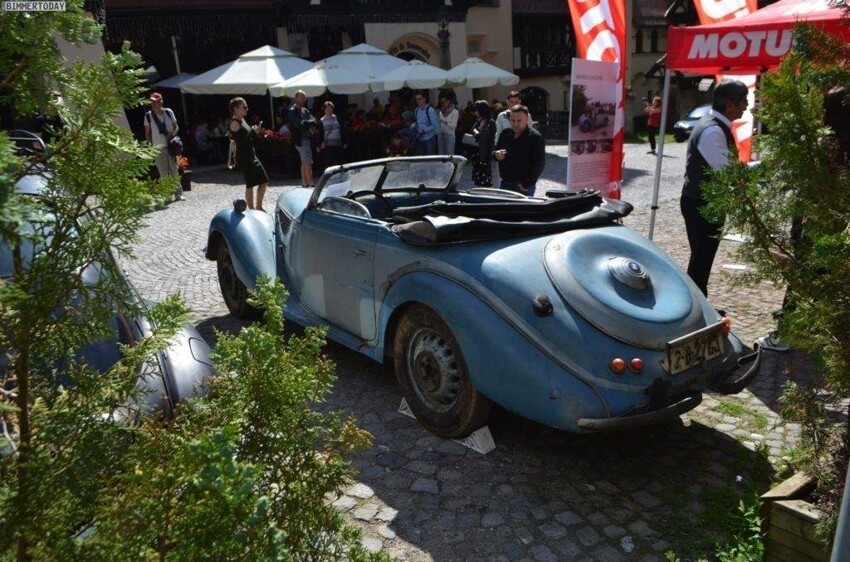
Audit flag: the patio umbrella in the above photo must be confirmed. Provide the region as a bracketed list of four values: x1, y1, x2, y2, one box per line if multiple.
[449, 57, 519, 88]
[370, 60, 464, 91]
[320, 43, 407, 79]
[180, 45, 314, 121]
[275, 62, 373, 98]
[154, 72, 196, 89]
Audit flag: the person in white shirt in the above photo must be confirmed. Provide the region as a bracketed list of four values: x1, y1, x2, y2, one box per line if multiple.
[144, 92, 183, 201]
[495, 91, 531, 139]
[438, 95, 459, 155]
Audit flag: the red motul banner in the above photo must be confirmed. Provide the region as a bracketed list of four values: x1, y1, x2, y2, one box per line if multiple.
[566, 0, 626, 199]
[668, 0, 848, 75]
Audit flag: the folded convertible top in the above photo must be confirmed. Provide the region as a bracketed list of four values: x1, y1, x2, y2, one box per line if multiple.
[391, 189, 633, 245]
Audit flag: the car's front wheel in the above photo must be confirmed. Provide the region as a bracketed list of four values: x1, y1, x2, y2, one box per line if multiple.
[216, 244, 260, 319]
[393, 305, 492, 438]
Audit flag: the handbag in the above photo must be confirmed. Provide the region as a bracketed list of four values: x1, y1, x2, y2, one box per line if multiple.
[167, 136, 183, 156]
[462, 133, 478, 147]
[227, 140, 237, 170]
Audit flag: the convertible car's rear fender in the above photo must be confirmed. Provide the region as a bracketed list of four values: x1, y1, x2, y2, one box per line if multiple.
[205, 209, 276, 289]
[378, 271, 610, 431]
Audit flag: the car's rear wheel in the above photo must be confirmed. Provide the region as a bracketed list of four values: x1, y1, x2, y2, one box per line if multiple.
[216, 244, 260, 319]
[393, 305, 492, 438]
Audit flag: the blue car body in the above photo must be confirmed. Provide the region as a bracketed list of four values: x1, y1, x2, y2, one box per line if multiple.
[207, 155, 757, 437]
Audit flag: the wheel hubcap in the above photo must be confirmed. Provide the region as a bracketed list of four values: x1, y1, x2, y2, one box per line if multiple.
[407, 328, 461, 413]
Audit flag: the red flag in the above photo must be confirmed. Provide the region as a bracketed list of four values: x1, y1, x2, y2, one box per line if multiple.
[566, 0, 627, 199]
[691, 0, 758, 162]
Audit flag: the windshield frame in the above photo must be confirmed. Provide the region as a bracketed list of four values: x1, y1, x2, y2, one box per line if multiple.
[308, 155, 465, 208]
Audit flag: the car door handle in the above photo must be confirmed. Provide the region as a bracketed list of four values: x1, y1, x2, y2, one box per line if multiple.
[353, 249, 370, 257]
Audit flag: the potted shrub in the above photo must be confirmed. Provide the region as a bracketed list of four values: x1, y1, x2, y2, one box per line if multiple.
[702, 23, 850, 559]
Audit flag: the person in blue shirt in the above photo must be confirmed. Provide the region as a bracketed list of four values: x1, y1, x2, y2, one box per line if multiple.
[412, 92, 438, 156]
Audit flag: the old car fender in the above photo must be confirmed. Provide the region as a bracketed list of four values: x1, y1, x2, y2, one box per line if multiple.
[377, 271, 609, 431]
[206, 209, 276, 289]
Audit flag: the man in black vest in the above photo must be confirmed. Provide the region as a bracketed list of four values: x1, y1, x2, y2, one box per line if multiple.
[680, 80, 748, 296]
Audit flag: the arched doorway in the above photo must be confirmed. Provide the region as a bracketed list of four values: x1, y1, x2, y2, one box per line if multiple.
[396, 51, 426, 62]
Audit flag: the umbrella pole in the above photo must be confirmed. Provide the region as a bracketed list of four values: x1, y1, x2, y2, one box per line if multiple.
[269, 93, 275, 128]
[648, 70, 671, 241]
[171, 36, 189, 126]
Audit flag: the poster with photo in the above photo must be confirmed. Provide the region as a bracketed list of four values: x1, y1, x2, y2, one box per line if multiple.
[567, 58, 619, 191]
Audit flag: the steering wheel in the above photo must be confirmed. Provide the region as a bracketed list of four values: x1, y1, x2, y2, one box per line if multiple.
[347, 190, 393, 215]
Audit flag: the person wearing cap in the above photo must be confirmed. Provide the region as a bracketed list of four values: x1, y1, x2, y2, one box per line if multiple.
[144, 92, 183, 201]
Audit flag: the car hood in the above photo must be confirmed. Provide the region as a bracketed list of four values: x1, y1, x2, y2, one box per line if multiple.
[543, 227, 705, 349]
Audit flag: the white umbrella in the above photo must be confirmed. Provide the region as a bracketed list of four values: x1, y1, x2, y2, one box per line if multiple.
[180, 45, 313, 95]
[275, 62, 373, 98]
[370, 60, 464, 91]
[449, 57, 519, 88]
[154, 72, 196, 89]
[320, 43, 407, 79]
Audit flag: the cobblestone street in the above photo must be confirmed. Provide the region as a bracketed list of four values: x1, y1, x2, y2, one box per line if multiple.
[121, 141, 800, 561]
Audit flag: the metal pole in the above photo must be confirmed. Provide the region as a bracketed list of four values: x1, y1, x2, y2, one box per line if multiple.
[832, 459, 850, 561]
[171, 36, 189, 126]
[269, 93, 275, 128]
[648, 69, 672, 241]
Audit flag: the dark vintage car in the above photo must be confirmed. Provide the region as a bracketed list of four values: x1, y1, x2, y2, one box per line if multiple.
[1, 132, 214, 418]
[672, 104, 712, 142]
[206, 155, 759, 438]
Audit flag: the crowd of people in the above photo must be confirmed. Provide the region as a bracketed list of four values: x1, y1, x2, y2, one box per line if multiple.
[142, 88, 549, 210]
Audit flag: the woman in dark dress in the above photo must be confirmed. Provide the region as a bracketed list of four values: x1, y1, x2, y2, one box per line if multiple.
[229, 97, 269, 211]
[471, 100, 496, 187]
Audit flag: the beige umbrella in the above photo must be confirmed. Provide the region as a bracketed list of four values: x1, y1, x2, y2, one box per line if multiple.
[449, 57, 520, 88]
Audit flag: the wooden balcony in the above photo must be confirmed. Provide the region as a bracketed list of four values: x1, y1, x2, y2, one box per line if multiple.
[514, 46, 571, 78]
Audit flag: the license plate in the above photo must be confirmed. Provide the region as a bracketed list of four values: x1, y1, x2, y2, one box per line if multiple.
[665, 323, 725, 375]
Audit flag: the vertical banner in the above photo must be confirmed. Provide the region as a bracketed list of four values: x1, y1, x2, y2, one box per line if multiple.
[692, 0, 758, 162]
[567, 59, 619, 191]
[565, 0, 626, 199]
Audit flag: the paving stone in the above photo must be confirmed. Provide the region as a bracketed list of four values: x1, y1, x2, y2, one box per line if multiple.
[483, 512, 507, 527]
[376, 506, 398, 522]
[529, 545, 558, 562]
[404, 459, 438, 475]
[514, 526, 535, 545]
[409, 477, 439, 494]
[530, 507, 547, 521]
[593, 545, 624, 562]
[576, 526, 601, 547]
[651, 539, 670, 552]
[602, 525, 626, 538]
[377, 524, 397, 540]
[630, 491, 662, 509]
[332, 495, 357, 512]
[587, 511, 609, 526]
[458, 513, 481, 528]
[503, 542, 525, 560]
[628, 520, 656, 538]
[353, 503, 379, 521]
[347, 483, 375, 499]
[538, 523, 566, 540]
[555, 510, 583, 526]
[361, 537, 383, 553]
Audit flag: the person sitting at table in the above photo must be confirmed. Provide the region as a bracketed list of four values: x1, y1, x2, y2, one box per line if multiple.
[386, 134, 409, 157]
[381, 104, 404, 131]
[194, 119, 220, 163]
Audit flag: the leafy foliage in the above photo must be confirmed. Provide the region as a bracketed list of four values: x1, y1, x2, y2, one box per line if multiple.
[84, 279, 385, 561]
[701, 23, 850, 544]
[1, 3, 385, 560]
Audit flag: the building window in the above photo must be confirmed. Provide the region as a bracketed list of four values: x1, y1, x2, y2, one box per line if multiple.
[650, 28, 659, 53]
[634, 29, 644, 54]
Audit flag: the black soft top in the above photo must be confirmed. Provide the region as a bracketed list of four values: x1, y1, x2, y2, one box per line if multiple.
[391, 189, 633, 245]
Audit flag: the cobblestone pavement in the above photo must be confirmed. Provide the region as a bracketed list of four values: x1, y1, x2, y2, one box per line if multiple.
[122, 141, 800, 561]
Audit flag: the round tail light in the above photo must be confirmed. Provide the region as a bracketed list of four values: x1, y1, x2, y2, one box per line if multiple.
[609, 358, 626, 374]
[629, 358, 644, 373]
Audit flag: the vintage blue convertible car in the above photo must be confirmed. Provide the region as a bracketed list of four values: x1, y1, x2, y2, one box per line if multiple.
[206, 155, 759, 438]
